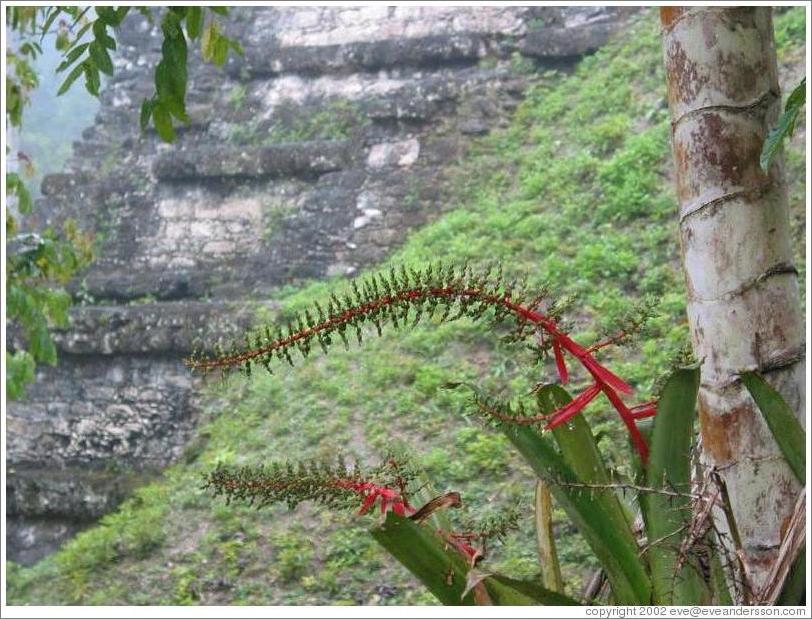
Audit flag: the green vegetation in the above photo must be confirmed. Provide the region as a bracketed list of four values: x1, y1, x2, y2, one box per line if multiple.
[6, 8, 806, 606]
[227, 84, 247, 111]
[224, 99, 369, 146]
[269, 99, 369, 143]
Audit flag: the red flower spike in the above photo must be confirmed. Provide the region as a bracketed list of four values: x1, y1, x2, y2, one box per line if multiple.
[358, 491, 378, 515]
[340, 480, 415, 517]
[552, 339, 569, 384]
[544, 383, 602, 430]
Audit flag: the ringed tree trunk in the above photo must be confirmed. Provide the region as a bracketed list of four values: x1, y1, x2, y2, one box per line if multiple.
[660, 7, 805, 594]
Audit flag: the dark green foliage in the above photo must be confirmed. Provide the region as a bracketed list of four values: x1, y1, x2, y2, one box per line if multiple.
[5, 5, 244, 398]
[5, 224, 93, 399]
[11, 7, 241, 141]
[761, 78, 806, 171]
[138, 7, 242, 142]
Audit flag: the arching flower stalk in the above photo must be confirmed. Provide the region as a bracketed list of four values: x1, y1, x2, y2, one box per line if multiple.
[204, 457, 524, 569]
[203, 458, 417, 517]
[187, 264, 656, 460]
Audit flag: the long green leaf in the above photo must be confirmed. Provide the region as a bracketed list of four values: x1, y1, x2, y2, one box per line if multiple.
[501, 422, 651, 604]
[57, 60, 86, 96]
[741, 372, 805, 484]
[370, 513, 577, 605]
[641, 367, 709, 604]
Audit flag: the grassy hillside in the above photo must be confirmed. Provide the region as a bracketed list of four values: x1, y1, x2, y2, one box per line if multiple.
[7, 8, 806, 605]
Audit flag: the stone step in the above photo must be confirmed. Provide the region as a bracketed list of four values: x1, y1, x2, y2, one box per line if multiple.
[51, 300, 275, 356]
[153, 140, 355, 181]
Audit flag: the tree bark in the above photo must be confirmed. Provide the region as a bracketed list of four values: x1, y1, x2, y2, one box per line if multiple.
[660, 6, 805, 594]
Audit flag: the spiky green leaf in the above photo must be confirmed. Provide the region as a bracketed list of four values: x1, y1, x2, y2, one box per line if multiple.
[641, 367, 709, 604]
[741, 372, 805, 484]
[500, 422, 651, 604]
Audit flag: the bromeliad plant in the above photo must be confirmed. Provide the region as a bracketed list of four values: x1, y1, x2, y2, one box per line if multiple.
[188, 264, 805, 606]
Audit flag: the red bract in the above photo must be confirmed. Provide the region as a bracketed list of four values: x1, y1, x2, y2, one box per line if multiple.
[544, 383, 602, 430]
[629, 401, 657, 420]
[552, 338, 569, 384]
[445, 532, 483, 566]
[335, 480, 415, 517]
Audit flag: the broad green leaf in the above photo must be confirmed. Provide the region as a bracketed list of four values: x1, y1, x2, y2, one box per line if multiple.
[500, 423, 651, 604]
[370, 513, 577, 605]
[44, 288, 72, 328]
[55, 31, 71, 52]
[93, 19, 117, 50]
[543, 385, 619, 484]
[155, 60, 186, 120]
[30, 322, 57, 365]
[6, 350, 36, 401]
[7, 173, 32, 214]
[641, 367, 709, 604]
[761, 78, 806, 171]
[113, 7, 131, 26]
[212, 35, 229, 66]
[95, 7, 116, 24]
[542, 383, 638, 551]
[741, 372, 805, 484]
[209, 7, 229, 16]
[155, 14, 188, 123]
[709, 542, 733, 605]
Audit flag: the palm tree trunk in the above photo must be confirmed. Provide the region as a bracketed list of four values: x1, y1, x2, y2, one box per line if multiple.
[660, 6, 805, 594]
